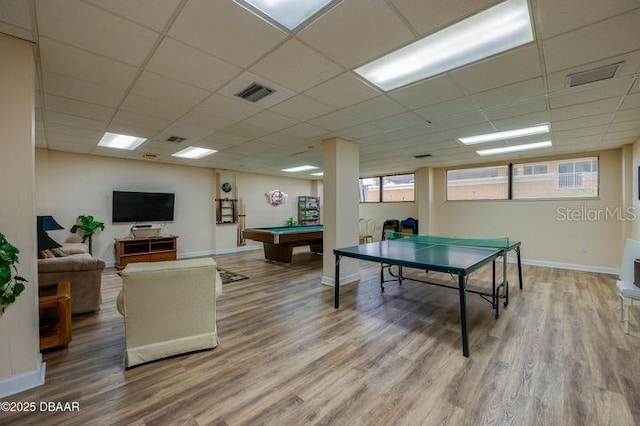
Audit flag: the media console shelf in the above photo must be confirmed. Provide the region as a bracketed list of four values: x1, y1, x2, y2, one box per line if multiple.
[115, 235, 178, 270]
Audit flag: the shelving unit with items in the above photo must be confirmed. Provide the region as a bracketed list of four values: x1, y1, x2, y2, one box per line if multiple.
[215, 198, 238, 224]
[298, 196, 321, 225]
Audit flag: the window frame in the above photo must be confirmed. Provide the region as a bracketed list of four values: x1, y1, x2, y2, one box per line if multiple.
[445, 156, 600, 202]
[359, 172, 415, 203]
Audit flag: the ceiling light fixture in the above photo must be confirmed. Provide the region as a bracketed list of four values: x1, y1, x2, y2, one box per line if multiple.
[354, 0, 533, 91]
[281, 165, 318, 172]
[476, 141, 552, 156]
[459, 124, 550, 145]
[311, 172, 324, 176]
[97, 132, 146, 150]
[171, 147, 218, 159]
[236, 0, 334, 31]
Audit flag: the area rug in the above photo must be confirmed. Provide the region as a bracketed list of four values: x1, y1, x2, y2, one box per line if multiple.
[217, 267, 249, 284]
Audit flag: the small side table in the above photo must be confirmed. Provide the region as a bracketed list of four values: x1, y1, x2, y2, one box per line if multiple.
[39, 281, 72, 351]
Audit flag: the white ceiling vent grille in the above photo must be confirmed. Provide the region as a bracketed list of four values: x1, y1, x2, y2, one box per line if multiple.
[166, 136, 186, 143]
[566, 62, 623, 88]
[235, 82, 276, 103]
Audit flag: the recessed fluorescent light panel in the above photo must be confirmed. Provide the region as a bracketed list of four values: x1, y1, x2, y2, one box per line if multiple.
[238, 0, 334, 31]
[171, 147, 217, 159]
[311, 172, 324, 176]
[97, 132, 146, 150]
[281, 165, 318, 172]
[355, 0, 534, 91]
[459, 124, 550, 145]
[477, 141, 552, 156]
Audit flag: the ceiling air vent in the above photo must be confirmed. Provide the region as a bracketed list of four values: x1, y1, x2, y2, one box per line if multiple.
[414, 153, 432, 159]
[166, 136, 186, 143]
[142, 152, 158, 159]
[235, 82, 276, 103]
[566, 62, 623, 88]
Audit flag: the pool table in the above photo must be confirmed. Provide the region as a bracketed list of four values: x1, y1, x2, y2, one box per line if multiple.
[242, 225, 323, 263]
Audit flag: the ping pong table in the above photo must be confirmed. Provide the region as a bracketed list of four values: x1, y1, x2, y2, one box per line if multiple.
[333, 233, 523, 357]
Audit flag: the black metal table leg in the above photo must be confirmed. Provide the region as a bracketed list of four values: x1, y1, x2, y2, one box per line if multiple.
[493, 259, 498, 319]
[503, 251, 509, 307]
[458, 274, 469, 357]
[516, 246, 523, 290]
[334, 254, 341, 308]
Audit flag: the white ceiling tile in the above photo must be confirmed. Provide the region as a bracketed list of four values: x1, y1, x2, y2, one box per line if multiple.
[491, 111, 551, 131]
[374, 112, 427, 131]
[196, 94, 262, 121]
[47, 131, 99, 145]
[281, 123, 329, 139]
[389, 74, 464, 110]
[131, 71, 211, 106]
[602, 129, 640, 141]
[469, 77, 545, 109]
[44, 94, 114, 121]
[342, 96, 407, 122]
[535, 0, 638, 40]
[258, 133, 308, 147]
[550, 97, 622, 122]
[154, 120, 216, 143]
[137, 140, 183, 154]
[553, 126, 608, 140]
[269, 95, 333, 121]
[46, 111, 108, 131]
[180, 110, 235, 132]
[43, 71, 125, 107]
[146, 37, 241, 91]
[0, 21, 34, 41]
[226, 140, 279, 155]
[309, 111, 363, 131]
[168, 0, 287, 68]
[45, 124, 103, 140]
[106, 122, 157, 139]
[112, 110, 172, 132]
[200, 132, 250, 147]
[613, 107, 640, 123]
[428, 112, 488, 133]
[483, 98, 548, 121]
[243, 110, 299, 132]
[47, 141, 94, 154]
[552, 113, 615, 131]
[39, 37, 137, 91]
[549, 77, 634, 109]
[621, 92, 640, 110]
[391, 0, 499, 35]
[251, 39, 343, 92]
[336, 124, 385, 140]
[304, 73, 380, 109]
[543, 9, 640, 74]
[449, 44, 542, 94]
[36, 0, 158, 66]
[223, 122, 273, 139]
[608, 120, 640, 133]
[120, 93, 193, 121]
[414, 97, 479, 121]
[84, 0, 182, 32]
[0, 0, 33, 30]
[298, 0, 414, 69]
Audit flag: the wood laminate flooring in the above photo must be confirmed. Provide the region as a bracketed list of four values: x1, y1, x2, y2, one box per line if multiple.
[2, 248, 639, 425]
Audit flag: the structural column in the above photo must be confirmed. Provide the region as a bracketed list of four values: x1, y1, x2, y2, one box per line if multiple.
[321, 137, 360, 286]
[415, 166, 433, 235]
[0, 34, 42, 398]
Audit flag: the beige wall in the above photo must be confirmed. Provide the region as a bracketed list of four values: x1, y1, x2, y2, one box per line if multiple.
[433, 149, 624, 270]
[35, 150, 319, 260]
[0, 35, 40, 388]
[36, 150, 217, 263]
[358, 202, 418, 241]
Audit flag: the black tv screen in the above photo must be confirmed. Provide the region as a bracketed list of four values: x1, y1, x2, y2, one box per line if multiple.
[112, 191, 175, 223]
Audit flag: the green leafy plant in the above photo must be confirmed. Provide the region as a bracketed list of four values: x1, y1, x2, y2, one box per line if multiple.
[70, 215, 105, 255]
[285, 217, 298, 226]
[0, 232, 27, 315]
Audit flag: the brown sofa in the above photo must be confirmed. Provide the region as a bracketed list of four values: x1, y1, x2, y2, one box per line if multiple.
[38, 243, 106, 314]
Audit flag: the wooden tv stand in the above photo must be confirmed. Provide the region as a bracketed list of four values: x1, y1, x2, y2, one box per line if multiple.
[115, 235, 178, 270]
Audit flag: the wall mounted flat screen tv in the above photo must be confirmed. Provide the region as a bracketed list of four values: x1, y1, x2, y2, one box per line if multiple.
[112, 191, 175, 223]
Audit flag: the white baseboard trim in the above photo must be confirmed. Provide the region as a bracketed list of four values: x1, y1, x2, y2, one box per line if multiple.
[0, 354, 46, 399]
[212, 245, 262, 255]
[104, 246, 263, 268]
[321, 272, 360, 287]
[500, 256, 619, 275]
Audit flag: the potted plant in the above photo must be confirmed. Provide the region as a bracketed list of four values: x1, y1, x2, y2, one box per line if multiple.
[0, 232, 26, 315]
[70, 215, 105, 256]
[285, 217, 298, 226]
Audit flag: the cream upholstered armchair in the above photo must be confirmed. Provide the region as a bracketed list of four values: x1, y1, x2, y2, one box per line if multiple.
[116, 258, 223, 368]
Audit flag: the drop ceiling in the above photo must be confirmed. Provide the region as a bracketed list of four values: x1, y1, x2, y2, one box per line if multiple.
[1, 0, 639, 178]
